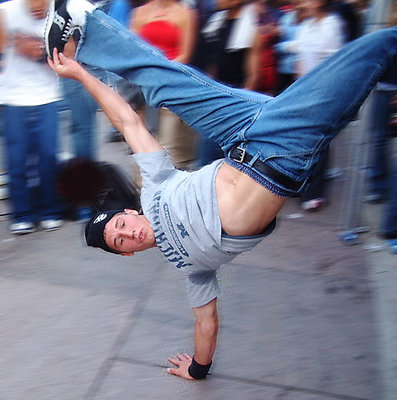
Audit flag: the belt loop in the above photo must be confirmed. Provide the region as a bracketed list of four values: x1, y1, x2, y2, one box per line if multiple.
[249, 153, 260, 167]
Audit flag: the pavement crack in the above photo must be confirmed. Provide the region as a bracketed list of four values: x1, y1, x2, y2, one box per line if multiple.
[110, 356, 370, 400]
[82, 263, 166, 400]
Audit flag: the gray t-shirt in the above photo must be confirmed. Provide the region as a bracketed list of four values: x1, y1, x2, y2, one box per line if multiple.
[133, 150, 276, 308]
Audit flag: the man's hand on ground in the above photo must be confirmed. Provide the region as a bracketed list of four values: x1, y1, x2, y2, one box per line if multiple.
[167, 353, 195, 380]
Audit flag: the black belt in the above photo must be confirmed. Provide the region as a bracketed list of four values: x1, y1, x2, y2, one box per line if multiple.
[229, 146, 305, 192]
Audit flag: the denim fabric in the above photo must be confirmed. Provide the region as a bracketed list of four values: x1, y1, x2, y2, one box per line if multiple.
[77, 11, 397, 197]
[381, 159, 397, 236]
[367, 86, 397, 236]
[3, 103, 61, 222]
[61, 78, 98, 160]
[367, 89, 394, 196]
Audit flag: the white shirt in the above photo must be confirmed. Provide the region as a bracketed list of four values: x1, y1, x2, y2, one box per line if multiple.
[0, 0, 60, 106]
[296, 14, 345, 76]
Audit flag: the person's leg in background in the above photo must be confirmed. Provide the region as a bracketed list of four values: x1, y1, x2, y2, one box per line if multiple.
[35, 102, 63, 230]
[366, 88, 394, 203]
[158, 108, 199, 170]
[61, 77, 98, 221]
[3, 106, 36, 233]
[380, 158, 397, 241]
[195, 137, 224, 169]
[61, 78, 98, 160]
[300, 148, 330, 211]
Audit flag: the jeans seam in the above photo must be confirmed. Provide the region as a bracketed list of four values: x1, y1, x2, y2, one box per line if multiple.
[241, 104, 266, 142]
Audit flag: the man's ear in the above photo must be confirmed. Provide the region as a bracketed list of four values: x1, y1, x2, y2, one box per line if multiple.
[121, 252, 135, 257]
[124, 209, 139, 215]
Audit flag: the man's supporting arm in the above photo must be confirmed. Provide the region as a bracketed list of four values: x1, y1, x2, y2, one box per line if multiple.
[48, 49, 163, 154]
[168, 298, 218, 379]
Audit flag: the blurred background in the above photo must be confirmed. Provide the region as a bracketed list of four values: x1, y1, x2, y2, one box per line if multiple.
[0, 1, 396, 399]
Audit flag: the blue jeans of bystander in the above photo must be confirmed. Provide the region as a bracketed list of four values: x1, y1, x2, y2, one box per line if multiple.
[61, 78, 98, 160]
[3, 103, 61, 223]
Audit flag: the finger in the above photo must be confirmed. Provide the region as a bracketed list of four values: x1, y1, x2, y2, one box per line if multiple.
[168, 357, 180, 366]
[59, 52, 67, 63]
[52, 50, 61, 68]
[167, 368, 181, 377]
[47, 56, 55, 70]
[177, 354, 186, 361]
[184, 353, 192, 360]
[52, 47, 58, 63]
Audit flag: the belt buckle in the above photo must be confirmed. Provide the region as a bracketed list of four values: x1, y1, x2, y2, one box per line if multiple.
[234, 146, 246, 163]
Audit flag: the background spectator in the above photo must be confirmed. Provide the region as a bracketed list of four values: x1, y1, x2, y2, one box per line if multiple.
[0, 0, 63, 234]
[130, 0, 199, 170]
[275, 0, 308, 93]
[294, 0, 345, 211]
[365, 1, 397, 251]
[253, 0, 281, 95]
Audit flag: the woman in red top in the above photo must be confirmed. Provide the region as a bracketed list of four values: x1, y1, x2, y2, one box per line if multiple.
[130, 1, 198, 170]
[131, 0, 196, 63]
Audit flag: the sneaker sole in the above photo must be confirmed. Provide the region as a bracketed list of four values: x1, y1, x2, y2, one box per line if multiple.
[44, 0, 56, 58]
[10, 228, 36, 235]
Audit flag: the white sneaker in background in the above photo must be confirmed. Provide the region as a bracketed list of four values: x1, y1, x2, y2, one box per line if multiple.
[9, 222, 36, 235]
[39, 219, 64, 231]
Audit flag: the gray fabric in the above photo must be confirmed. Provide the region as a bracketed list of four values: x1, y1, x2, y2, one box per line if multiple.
[133, 151, 275, 307]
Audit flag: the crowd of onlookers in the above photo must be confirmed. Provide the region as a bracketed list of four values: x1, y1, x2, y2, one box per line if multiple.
[0, 0, 396, 249]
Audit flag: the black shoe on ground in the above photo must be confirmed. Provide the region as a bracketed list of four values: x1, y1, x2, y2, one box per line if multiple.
[45, 0, 77, 58]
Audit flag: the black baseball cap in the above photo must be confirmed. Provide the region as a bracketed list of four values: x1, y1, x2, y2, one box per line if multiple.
[85, 210, 124, 254]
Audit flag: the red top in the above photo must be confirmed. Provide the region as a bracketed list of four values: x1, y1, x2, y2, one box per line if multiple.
[139, 20, 182, 60]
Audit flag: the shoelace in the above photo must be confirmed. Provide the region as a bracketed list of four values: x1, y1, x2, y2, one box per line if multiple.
[61, 20, 77, 43]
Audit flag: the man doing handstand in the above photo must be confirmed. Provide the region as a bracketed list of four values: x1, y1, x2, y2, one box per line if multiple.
[45, 0, 397, 381]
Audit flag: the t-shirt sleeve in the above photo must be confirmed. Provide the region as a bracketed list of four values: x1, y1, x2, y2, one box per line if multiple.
[181, 268, 221, 308]
[132, 150, 176, 188]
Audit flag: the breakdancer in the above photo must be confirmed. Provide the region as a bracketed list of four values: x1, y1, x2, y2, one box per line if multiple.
[46, 0, 397, 380]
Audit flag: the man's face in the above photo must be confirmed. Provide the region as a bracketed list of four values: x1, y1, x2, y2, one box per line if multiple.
[26, 0, 48, 20]
[104, 209, 156, 255]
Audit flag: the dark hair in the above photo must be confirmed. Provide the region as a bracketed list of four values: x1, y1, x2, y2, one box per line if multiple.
[85, 210, 124, 254]
[321, 0, 334, 13]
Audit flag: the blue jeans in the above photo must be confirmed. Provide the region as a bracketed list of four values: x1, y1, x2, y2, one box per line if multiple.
[77, 10, 397, 197]
[367, 89, 394, 197]
[382, 159, 397, 237]
[367, 86, 397, 236]
[3, 103, 61, 223]
[61, 78, 98, 160]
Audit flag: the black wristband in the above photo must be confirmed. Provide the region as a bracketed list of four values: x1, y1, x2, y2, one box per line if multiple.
[188, 356, 212, 379]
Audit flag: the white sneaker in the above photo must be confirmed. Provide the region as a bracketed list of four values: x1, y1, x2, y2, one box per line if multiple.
[40, 219, 63, 231]
[301, 198, 326, 212]
[9, 222, 36, 235]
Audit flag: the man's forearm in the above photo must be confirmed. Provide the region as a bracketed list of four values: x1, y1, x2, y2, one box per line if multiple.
[194, 319, 218, 365]
[77, 67, 162, 153]
[192, 297, 218, 367]
[78, 68, 135, 135]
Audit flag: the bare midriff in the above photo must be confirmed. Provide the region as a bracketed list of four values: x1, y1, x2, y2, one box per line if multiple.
[215, 162, 287, 237]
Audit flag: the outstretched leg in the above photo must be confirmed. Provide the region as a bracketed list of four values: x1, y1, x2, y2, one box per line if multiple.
[236, 27, 397, 194]
[75, 10, 269, 150]
[73, 9, 397, 196]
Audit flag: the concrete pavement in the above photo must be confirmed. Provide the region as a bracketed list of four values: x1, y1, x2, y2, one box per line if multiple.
[0, 112, 395, 400]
